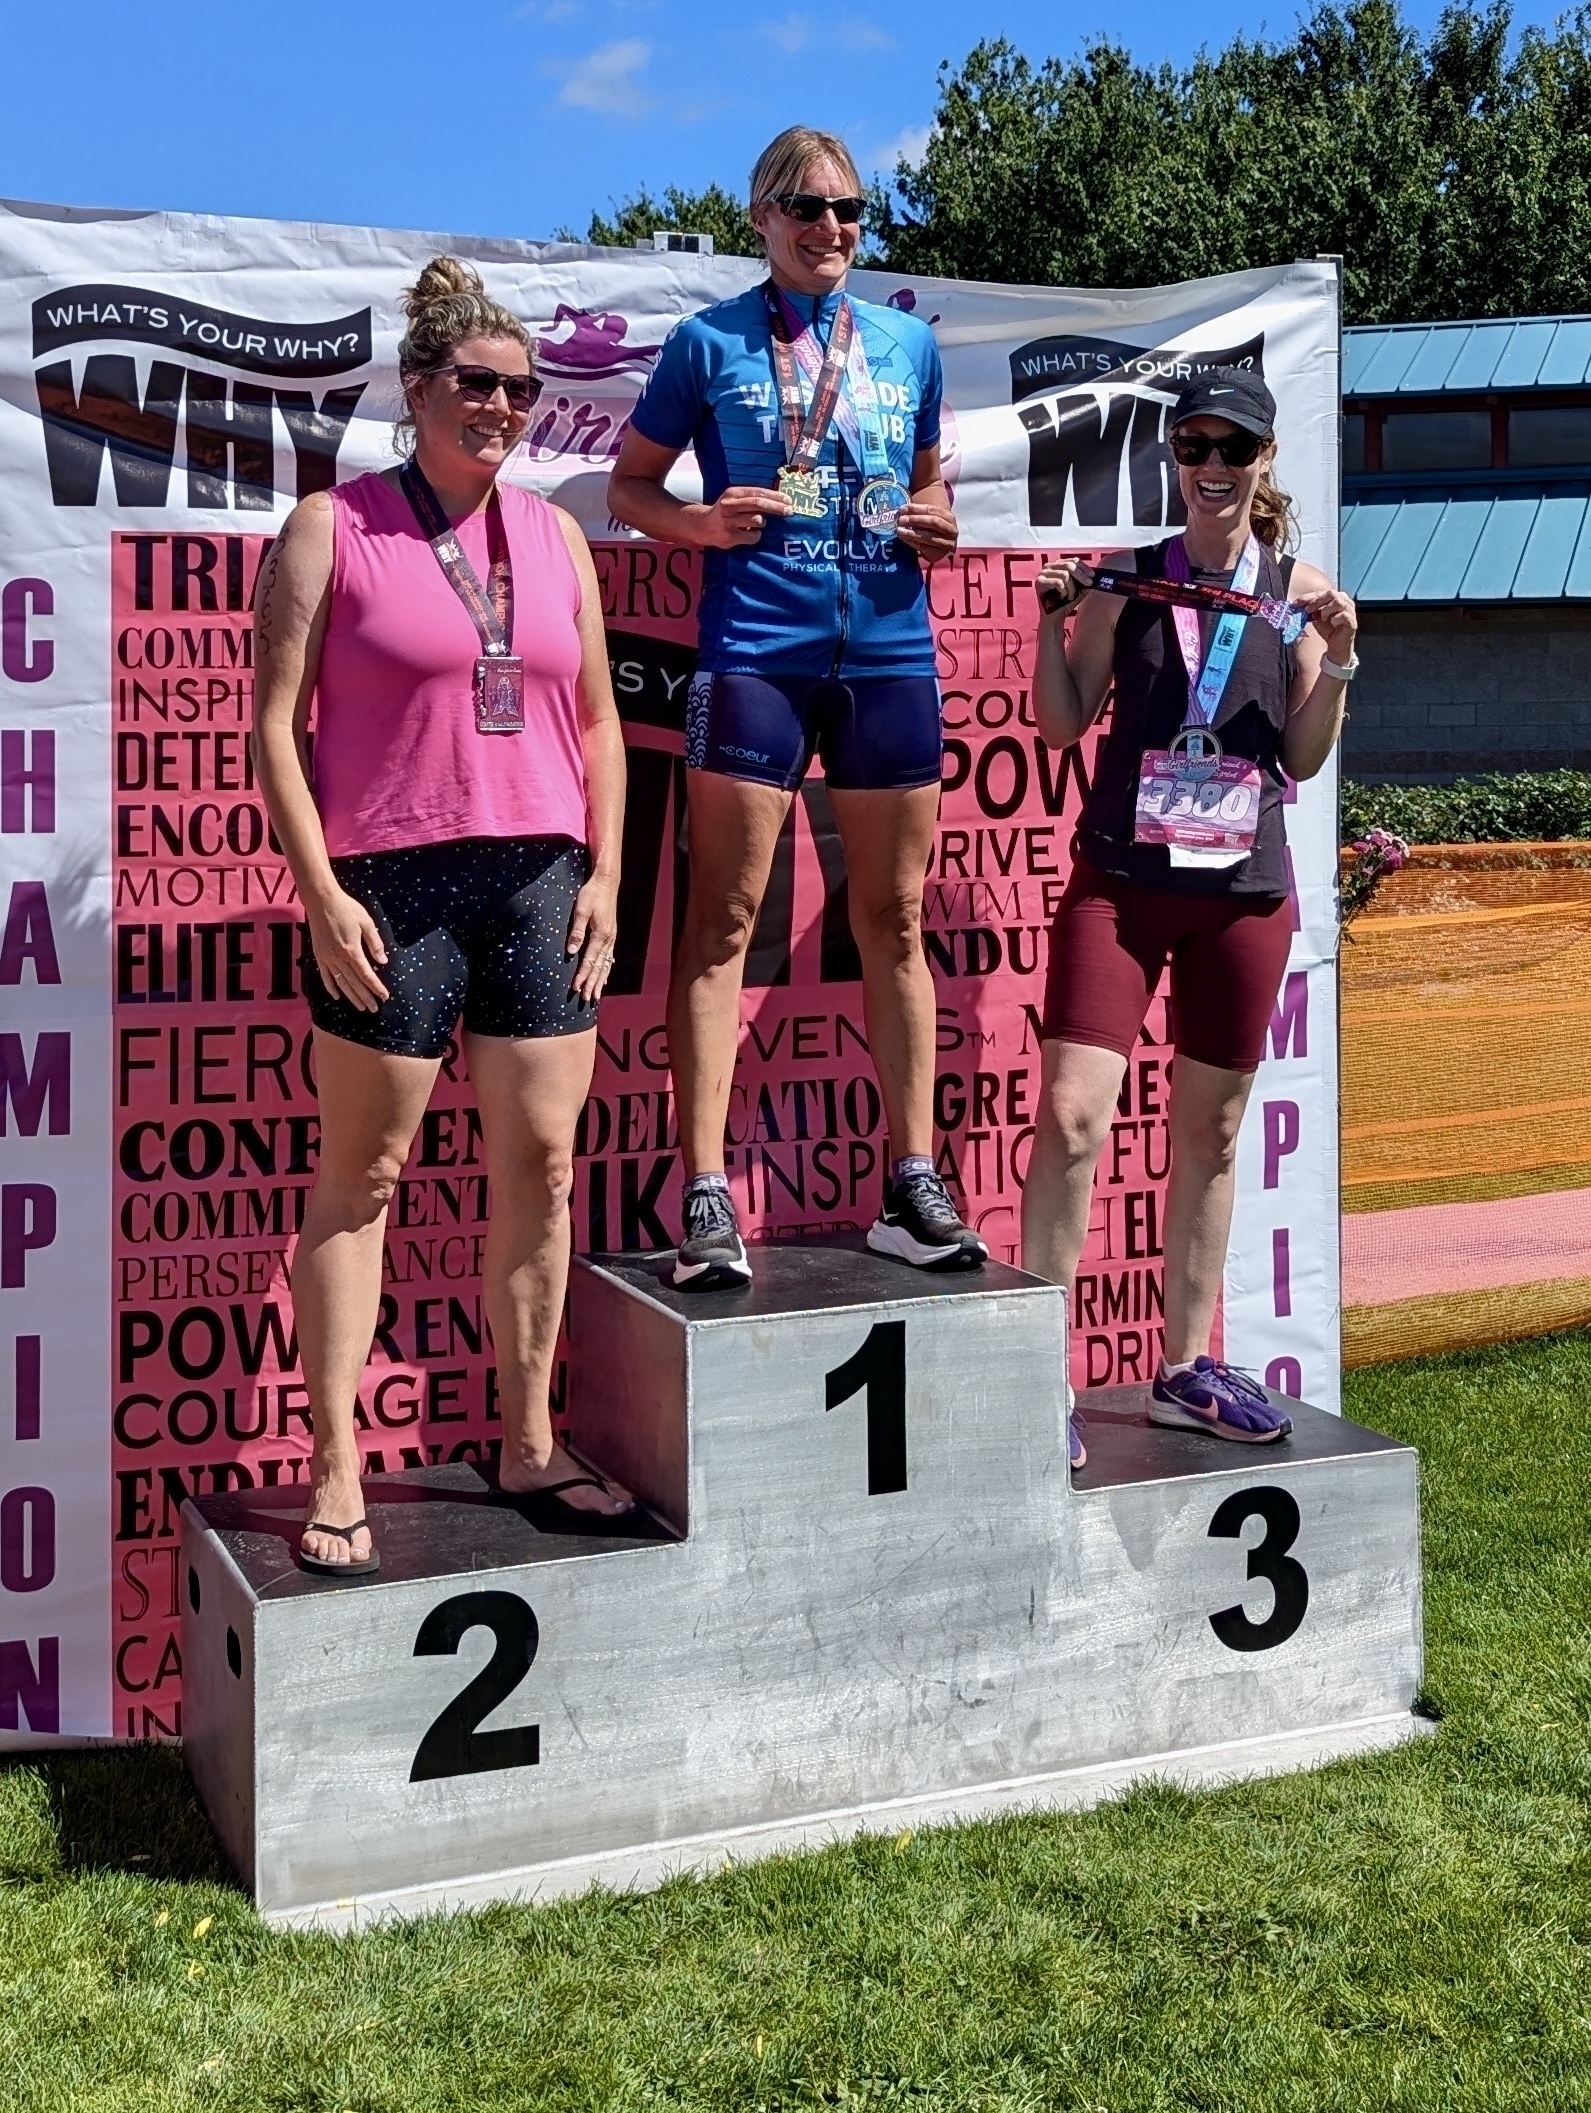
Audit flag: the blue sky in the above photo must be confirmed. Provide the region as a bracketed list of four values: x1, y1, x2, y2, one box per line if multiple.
[0, 1, 1562, 248]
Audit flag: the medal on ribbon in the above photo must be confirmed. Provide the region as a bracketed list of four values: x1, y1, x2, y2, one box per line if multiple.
[399, 460, 525, 737]
[764, 284, 910, 540]
[857, 477, 911, 535]
[1132, 535, 1267, 868]
[775, 464, 828, 518]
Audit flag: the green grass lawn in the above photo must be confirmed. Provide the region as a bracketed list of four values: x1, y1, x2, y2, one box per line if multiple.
[4, 1332, 1590, 2112]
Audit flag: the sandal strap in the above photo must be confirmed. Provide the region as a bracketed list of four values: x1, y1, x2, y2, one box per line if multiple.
[301, 1519, 371, 1544]
[523, 1476, 608, 1499]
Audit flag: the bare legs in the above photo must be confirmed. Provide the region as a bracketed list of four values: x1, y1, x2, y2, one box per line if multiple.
[1158, 1056, 1258, 1364]
[668, 773, 792, 1177]
[828, 784, 941, 1158]
[668, 772, 942, 1178]
[1020, 1040, 1128, 1294]
[1022, 1039, 1259, 1367]
[294, 1024, 624, 1569]
[466, 1028, 626, 1506]
[294, 1035, 440, 1567]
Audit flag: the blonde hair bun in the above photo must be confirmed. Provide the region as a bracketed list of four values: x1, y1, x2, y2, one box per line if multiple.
[400, 256, 487, 318]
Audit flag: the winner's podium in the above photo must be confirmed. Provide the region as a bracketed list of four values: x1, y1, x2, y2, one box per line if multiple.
[182, 1245, 1426, 1928]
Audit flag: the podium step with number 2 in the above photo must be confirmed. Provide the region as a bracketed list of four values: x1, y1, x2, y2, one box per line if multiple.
[182, 1245, 1425, 1926]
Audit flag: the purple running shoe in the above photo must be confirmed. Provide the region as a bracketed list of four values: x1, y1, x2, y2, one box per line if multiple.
[1066, 1380, 1086, 1470]
[1148, 1357, 1292, 1443]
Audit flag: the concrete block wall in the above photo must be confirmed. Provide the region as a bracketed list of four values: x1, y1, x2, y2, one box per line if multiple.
[1346, 606, 1591, 780]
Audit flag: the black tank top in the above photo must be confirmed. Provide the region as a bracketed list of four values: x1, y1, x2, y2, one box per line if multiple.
[1075, 537, 1296, 897]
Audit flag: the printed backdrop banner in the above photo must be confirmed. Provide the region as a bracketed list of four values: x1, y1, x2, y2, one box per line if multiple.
[0, 200, 1340, 1744]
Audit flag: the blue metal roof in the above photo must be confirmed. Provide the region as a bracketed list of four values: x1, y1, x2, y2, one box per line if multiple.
[1344, 315, 1591, 396]
[1341, 488, 1591, 601]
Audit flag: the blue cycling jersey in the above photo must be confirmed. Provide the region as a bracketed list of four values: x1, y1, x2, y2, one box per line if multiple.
[628, 284, 943, 678]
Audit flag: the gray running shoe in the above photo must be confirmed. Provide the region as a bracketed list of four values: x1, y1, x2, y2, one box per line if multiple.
[867, 1170, 988, 1271]
[672, 1183, 753, 1291]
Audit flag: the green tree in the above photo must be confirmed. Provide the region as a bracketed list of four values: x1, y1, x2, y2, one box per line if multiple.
[564, 184, 759, 259]
[872, 1, 1591, 322]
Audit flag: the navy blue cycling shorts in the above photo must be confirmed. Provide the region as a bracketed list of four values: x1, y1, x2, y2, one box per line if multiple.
[685, 670, 943, 792]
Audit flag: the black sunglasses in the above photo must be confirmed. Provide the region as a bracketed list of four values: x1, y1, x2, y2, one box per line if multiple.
[1169, 430, 1270, 468]
[773, 191, 866, 225]
[443, 363, 541, 412]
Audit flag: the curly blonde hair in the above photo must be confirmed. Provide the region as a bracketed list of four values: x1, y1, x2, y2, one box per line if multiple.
[1249, 461, 1298, 552]
[394, 255, 533, 453]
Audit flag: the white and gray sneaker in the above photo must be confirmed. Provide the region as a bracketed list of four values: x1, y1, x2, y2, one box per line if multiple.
[867, 1169, 988, 1272]
[672, 1182, 753, 1291]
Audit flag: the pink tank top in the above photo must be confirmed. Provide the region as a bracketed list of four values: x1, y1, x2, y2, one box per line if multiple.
[314, 471, 589, 857]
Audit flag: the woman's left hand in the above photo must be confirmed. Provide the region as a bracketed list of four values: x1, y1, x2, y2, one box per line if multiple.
[1297, 583, 1358, 668]
[896, 499, 959, 564]
[566, 869, 621, 1004]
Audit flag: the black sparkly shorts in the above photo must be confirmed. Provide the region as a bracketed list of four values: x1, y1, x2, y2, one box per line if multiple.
[307, 835, 597, 1058]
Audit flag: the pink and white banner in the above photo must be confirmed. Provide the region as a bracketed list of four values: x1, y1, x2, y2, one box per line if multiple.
[0, 199, 1341, 1743]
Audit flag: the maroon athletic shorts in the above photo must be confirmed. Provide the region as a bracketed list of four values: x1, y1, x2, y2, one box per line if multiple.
[1041, 859, 1293, 1072]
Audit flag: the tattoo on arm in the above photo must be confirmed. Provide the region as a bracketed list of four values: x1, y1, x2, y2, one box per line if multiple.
[253, 538, 283, 636]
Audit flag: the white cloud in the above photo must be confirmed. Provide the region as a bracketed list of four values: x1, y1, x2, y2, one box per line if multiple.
[761, 13, 892, 53]
[556, 38, 654, 115]
[864, 122, 932, 172]
[762, 12, 813, 52]
[837, 18, 894, 49]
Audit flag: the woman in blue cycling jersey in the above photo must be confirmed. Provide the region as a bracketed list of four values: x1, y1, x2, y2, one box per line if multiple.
[609, 124, 986, 1290]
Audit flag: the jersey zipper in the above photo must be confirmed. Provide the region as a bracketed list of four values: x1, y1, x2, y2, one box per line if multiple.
[831, 439, 853, 679]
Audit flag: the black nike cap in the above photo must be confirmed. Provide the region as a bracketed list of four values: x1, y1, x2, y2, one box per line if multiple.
[1169, 366, 1276, 438]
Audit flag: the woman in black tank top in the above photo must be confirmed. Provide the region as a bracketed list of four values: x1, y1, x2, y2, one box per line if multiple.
[1020, 367, 1357, 1463]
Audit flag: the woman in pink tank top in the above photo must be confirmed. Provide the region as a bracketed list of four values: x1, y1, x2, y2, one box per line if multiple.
[253, 257, 631, 1575]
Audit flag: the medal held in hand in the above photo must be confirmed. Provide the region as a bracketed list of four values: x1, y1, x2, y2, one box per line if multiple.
[764, 283, 910, 541]
[775, 464, 828, 519]
[1038, 565, 1307, 644]
[399, 457, 523, 737]
[857, 476, 911, 535]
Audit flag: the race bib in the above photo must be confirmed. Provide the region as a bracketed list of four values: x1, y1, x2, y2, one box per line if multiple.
[1134, 747, 1262, 869]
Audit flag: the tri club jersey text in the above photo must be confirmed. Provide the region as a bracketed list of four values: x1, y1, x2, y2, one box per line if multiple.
[733, 376, 918, 449]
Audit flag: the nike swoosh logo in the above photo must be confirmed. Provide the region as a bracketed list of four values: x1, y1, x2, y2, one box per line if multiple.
[673, 1248, 749, 1282]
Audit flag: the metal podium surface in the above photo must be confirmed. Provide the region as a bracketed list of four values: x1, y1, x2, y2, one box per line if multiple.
[182, 1243, 1426, 1927]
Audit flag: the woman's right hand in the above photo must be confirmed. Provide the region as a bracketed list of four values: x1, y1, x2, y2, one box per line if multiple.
[1036, 557, 1096, 617]
[306, 887, 390, 1012]
[697, 485, 793, 549]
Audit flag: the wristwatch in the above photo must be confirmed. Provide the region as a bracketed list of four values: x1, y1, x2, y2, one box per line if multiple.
[1321, 652, 1360, 681]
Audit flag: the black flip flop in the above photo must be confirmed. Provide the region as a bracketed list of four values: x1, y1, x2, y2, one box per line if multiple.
[297, 1518, 381, 1577]
[500, 1472, 634, 1525]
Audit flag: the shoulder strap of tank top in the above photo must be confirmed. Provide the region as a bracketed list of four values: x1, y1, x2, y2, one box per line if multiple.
[397, 459, 515, 657]
[1138, 537, 1172, 580]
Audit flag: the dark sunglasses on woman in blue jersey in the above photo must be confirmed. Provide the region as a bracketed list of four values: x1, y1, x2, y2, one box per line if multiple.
[773, 192, 866, 225]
